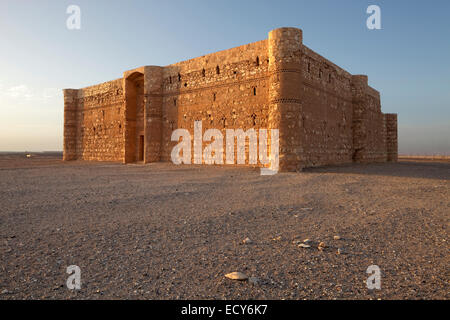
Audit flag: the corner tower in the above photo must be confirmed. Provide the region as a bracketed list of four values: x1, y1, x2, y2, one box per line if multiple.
[351, 75, 369, 162]
[268, 27, 304, 171]
[385, 113, 398, 162]
[143, 66, 163, 163]
[63, 89, 79, 161]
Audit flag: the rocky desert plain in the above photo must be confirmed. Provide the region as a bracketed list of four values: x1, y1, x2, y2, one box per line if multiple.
[0, 152, 448, 299]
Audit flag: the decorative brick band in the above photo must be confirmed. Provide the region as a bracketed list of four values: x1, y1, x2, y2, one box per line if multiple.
[270, 98, 302, 104]
[269, 68, 302, 74]
[164, 74, 269, 96]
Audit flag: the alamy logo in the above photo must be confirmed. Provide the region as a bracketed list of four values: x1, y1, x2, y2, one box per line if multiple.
[66, 265, 81, 290]
[366, 265, 381, 290]
[66, 5, 81, 30]
[171, 121, 279, 175]
[366, 5, 381, 30]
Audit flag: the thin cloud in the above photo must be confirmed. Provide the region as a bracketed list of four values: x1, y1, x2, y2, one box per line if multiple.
[6, 85, 34, 99]
[1, 85, 61, 101]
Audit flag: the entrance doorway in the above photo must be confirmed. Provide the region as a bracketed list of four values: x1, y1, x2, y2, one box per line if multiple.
[124, 71, 144, 163]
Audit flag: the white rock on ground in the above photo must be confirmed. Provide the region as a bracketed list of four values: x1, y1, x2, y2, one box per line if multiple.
[225, 272, 248, 281]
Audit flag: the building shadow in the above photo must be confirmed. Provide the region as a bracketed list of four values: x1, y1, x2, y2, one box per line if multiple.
[302, 160, 450, 181]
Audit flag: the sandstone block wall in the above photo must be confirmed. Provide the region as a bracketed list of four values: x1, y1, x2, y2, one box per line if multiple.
[64, 80, 125, 161]
[301, 47, 354, 167]
[63, 27, 398, 170]
[161, 39, 269, 165]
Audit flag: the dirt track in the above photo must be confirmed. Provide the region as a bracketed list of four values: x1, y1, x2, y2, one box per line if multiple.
[0, 154, 448, 299]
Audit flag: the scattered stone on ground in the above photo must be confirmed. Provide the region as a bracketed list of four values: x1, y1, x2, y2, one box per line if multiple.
[225, 272, 248, 281]
[0, 156, 448, 299]
[318, 242, 326, 251]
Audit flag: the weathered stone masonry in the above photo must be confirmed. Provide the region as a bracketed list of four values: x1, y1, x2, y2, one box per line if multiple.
[63, 27, 398, 171]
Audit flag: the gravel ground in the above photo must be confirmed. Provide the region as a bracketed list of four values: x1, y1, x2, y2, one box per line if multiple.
[0, 155, 448, 299]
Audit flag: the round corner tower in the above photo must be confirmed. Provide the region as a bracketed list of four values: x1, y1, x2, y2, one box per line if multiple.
[267, 27, 304, 171]
[143, 66, 164, 163]
[63, 88, 79, 161]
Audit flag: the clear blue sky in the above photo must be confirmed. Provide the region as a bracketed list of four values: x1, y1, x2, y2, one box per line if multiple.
[0, 0, 449, 154]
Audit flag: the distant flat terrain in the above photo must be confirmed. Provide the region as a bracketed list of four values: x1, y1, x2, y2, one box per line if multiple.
[0, 152, 63, 169]
[399, 156, 450, 165]
[0, 155, 448, 299]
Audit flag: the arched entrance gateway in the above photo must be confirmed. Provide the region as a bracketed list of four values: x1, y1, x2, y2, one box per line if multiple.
[123, 66, 163, 164]
[124, 71, 144, 163]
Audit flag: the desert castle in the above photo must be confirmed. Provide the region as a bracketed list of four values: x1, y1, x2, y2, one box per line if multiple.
[63, 27, 397, 171]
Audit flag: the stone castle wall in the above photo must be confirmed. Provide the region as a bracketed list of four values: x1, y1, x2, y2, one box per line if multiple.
[64, 79, 125, 161]
[63, 27, 398, 170]
[161, 39, 270, 165]
[301, 46, 354, 167]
